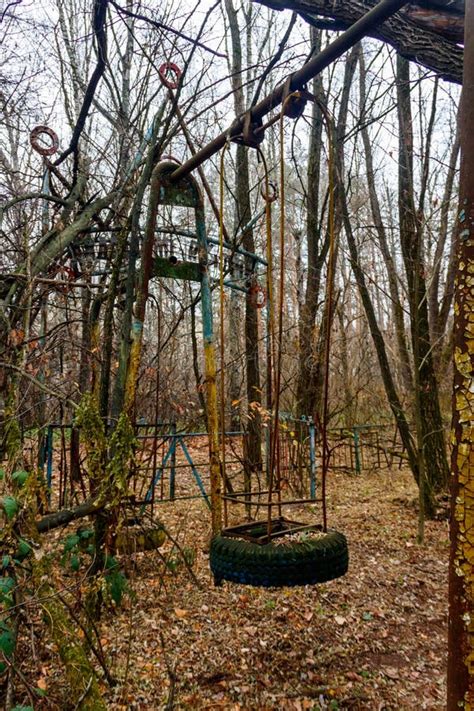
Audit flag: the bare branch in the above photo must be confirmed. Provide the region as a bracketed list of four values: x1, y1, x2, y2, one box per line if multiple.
[54, 0, 109, 177]
[109, 0, 228, 59]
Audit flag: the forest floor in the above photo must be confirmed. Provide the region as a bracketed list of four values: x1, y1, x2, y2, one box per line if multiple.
[12, 459, 448, 710]
[97, 464, 448, 711]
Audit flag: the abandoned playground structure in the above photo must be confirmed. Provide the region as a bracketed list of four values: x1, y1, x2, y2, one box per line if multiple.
[6, 0, 442, 595]
[3, 0, 474, 705]
[38, 420, 406, 511]
[29, 153, 353, 588]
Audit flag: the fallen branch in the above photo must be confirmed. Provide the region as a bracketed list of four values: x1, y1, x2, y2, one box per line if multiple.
[36, 498, 104, 533]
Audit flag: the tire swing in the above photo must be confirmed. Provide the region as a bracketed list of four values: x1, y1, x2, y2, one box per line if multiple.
[209, 101, 348, 588]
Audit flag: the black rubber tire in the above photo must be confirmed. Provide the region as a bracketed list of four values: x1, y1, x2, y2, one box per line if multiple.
[210, 529, 348, 588]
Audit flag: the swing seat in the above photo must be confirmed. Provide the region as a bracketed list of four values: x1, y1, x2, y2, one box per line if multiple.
[210, 524, 348, 588]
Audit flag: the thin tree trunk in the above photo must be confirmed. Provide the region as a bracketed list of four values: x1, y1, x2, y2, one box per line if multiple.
[224, 0, 262, 484]
[358, 44, 413, 393]
[429, 132, 460, 361]
[296, 29, 325, 418]
[337, 301, 353, 426]
[237, 143, 263, 482]
[397, 55, 449, 494]
[228, 268, 242, 431]
[338, 167, 425, 503]
[110, 102, 167, 420]
[190, 298, 207, 418]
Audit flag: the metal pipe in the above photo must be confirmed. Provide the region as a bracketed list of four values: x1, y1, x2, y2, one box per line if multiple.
[207, 237, 267, 266]
[236, 206, 266, 241]
[222, 280, 248, 294]
[170, 0, 409, 181]
[155, 226, 268, 265]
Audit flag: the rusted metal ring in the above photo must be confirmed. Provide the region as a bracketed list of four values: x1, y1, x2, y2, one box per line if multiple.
[260, 181, 278, 204]
[248, 284, 267, 309]
[158, 62, 182, 89]
[30, 126, 59, 156]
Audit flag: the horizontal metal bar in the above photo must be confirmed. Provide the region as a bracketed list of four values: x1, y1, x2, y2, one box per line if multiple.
[222, 489, 273, 498]
[222, 496, 322, 506]
[222, 280, 248, 294]
[155, 228, 268, 266]
[133, 494, 209, 505]
[206, 237, 267, 266]
[156, 227, 196, 239]
[133, 458, 242, 471]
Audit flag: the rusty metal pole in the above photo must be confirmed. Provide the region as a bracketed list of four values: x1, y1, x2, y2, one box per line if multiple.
[448, 1, 474, 707]
[143, 163, 222, 535]
[170, 0, 409, 182]
[195, 200, 222, 536]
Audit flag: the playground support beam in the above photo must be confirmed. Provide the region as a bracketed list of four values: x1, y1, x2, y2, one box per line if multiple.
[170, 0, 409, 182]
[447, 0, 474, 707]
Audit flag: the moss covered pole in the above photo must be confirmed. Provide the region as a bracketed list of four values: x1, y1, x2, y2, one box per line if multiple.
[447, 2, 474, 706]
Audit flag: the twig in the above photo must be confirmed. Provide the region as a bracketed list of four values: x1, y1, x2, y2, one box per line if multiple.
[121, 589, 134, 700]
[109, 0, 227, 59]
[73, 675, 93, 710]
[251, 12, 297, 107]
[159, 631, 177, 711]
[0, 361, 77, 409]
[0, 192, 68, 216]
[58, 593, 116, 686]
[0, 0, 22, 23]
[1, 652, 37, 707]
[54, 0, 109, 180]
[162, 524, 202, 588]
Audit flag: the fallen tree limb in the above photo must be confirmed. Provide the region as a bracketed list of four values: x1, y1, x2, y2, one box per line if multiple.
[36, 498, 104, 533]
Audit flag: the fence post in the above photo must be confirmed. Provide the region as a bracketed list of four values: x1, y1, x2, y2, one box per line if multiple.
[46, 424, 54, 502]
[309, 417, 317, 498]
[170, 423, 177, 501]
[353, 427, 362, 475]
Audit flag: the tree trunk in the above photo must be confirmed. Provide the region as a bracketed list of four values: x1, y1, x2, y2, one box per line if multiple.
[224, 0, 263, 484]
[228, 268, 242, 431]
[358, 44, 413, 394]
[397, 55, 450, 494]
[337, 166, 426, 504]
[297, 32, 358, 419]
[429, 132, 460, 365]
[296, 27, 325, 418]
[190, 298, 207, 419]
[447, 3, 474, 704]
[236, 142, 263, 482]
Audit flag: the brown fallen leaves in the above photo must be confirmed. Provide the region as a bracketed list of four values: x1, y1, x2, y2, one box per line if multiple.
[102, 466, 447, 709]
[15, 465, 448, 710]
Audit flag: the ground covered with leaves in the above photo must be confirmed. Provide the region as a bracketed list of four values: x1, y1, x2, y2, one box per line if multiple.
[8, 466, 448, 710]
[102, 467, 448, 710]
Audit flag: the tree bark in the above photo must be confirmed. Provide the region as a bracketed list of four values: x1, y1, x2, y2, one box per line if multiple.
[358, 44, 413, 394]
[340, 183, 423, 497]
[397, 55, 450, 494]
[297, 32, 358, 419]
[296, 27, 326, 418]
[448, 1, 474, 704]
[224, 0, 263, 483]
[255, 0, 463, 84]
[429, 132, 460, 363]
